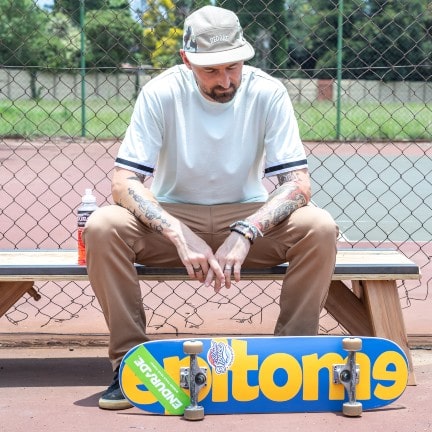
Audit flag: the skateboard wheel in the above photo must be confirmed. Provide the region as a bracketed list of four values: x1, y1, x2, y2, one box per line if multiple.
[343, 401, 362, 417]
[342, 337, 362, 351]
[183, 340, 203, 355]
[184, 406, 204, 421]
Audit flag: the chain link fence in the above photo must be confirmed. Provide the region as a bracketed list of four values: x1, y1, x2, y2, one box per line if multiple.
[0, 0, 431, 336]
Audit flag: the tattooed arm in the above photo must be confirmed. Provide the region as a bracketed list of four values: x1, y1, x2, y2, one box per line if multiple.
[112, 167, 172, 235]
[206, 168, 311, 292]
[246, 168, 311, 234]
[111, 167, 224, 283]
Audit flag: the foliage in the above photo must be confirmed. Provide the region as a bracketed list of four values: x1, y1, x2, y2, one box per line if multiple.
[141, 0, 182, 68]
[285, 0, 432, 80]
[0, 0, 430, 80]
[218, 0, 287, 75]
[0, 0, 48, 67]
[140, 0, 212, 68]
[40, 13, 81, 70]
[85, 9, 143, 69]
[53, 0, 107, 24]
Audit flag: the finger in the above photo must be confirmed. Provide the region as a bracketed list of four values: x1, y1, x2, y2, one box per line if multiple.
[208, 257, 224, 281]
[205, 257, 224, 291]
[199, 261, 210, 277]
[204, 268, 215, 287]
[223, 264, 233, 288]
[192, 264, 206, 283]
[233, 264, 241, 282]
[186, 265, 196, 279]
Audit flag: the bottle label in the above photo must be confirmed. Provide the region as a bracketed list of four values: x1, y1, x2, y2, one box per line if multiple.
[77, 210, 93, 228]
[77, 209, 96, 265]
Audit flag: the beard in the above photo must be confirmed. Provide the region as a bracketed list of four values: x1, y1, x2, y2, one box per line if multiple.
[200, 83, 238, 103]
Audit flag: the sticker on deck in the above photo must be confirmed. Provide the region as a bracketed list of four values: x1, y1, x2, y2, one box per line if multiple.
[124, 345, 190, 414]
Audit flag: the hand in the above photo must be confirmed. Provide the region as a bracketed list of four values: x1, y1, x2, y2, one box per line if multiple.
[205, 231, 251, 292]
[174, 225, 225, 285]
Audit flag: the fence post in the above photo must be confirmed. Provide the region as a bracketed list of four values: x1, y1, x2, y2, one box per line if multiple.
[80, 0, 86, 137]
[336, 0, 343, 140]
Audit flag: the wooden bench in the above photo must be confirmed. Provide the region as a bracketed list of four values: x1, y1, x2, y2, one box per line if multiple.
[0, 248, 420, 385]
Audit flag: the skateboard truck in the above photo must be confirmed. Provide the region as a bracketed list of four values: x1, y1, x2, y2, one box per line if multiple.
[333, 337, 363, 417]
[181, 340, 207, 421]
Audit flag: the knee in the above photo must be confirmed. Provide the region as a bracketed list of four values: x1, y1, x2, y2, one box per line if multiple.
[84, 205, 121, 246]
[296, 206, 339, 244]
[313, 208, 339, 242]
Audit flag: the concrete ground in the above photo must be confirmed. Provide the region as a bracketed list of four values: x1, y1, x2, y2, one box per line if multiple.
[0, 346, 431, 432]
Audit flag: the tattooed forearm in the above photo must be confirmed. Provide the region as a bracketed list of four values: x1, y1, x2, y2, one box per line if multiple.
[249, 173, 309, 233]
[277, 171, 302, 186]
[271, 191, 307, 224]
[125, 187, 171, 234]
[127, 174, 146, 183]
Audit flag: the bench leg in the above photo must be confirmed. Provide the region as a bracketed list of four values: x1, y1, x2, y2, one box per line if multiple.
[361, 279, 416, 385]
[325, 281, 373, 335]
[0, 281, 39, 318]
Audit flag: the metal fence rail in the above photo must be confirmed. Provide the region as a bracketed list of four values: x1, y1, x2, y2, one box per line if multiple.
[0, 0, 430, 335]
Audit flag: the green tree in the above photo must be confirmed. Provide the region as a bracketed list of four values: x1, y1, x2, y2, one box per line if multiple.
[285, 0, 431, 81]
[0, 0, 47, 67]
[138, 0, 214, 68]
[0, 0, 50, 98]
[176, 0, 213, 20]
[40, 13, 81, 71]
[54, 0, 106, 24]
[342, 0, 432, 81]
[217, 0, 287, 74]
[85, 8, 144, 68]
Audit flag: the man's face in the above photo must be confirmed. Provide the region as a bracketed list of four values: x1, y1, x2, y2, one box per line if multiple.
[181, 52, 243, 103]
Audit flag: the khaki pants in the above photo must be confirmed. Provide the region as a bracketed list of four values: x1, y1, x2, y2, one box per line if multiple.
[84, 203, 338, 370]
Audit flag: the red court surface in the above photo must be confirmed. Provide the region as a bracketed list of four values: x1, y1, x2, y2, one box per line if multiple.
[1, 138, 431, 431]
[0, 346, 430, 432]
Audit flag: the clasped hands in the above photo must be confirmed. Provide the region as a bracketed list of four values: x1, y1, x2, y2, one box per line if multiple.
[178, 230, 251, 293]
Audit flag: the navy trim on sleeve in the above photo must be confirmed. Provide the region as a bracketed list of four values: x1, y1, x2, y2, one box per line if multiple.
[264, 159, 308, 175]
[115, 157, 154, 175]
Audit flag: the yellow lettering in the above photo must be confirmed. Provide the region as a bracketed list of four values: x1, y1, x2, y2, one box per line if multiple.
[259, 353, 302, 401]
[122, 364, 157, 404]
[303, 353, 345, 401]
[302, 352, 371, 401]
[355, 353, 371, 400]
[373, 351, 408, 400]
[231, 340, 259, 401]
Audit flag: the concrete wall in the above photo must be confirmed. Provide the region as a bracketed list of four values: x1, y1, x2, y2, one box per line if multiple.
[1, 68, 431, 103]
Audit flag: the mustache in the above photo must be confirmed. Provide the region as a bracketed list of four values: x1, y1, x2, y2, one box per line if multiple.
[213, 84, 235, 92]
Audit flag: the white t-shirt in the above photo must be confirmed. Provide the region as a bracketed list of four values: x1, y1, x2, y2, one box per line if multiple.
[115, 65, 307, 204]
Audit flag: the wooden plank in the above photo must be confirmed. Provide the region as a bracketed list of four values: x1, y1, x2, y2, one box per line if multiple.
[324, 281, 372, 335]
[362, 279, 416, 385]
[0, 249, 421, 281]
[0, 281, 35, 317]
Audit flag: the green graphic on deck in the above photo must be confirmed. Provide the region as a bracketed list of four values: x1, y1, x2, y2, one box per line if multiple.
[124, 345, 190, 414]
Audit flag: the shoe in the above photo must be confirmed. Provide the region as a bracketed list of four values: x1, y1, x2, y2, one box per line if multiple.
[99, 366, 133, 410]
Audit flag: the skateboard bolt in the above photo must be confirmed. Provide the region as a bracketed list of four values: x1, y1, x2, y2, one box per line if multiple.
[340, 370, 352, 383]
[195, 372, 206, 386]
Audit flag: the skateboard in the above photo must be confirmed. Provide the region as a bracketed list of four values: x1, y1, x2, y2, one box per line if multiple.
[119, 336, 408, 419]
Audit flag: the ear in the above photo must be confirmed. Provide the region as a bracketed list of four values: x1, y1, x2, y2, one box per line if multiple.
[179, 49, 193, 70]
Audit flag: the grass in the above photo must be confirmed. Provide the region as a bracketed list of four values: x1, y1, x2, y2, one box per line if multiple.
[296, 102, 431, 141]
[0, 99, 132, 139]
[0, 99, 430, 140]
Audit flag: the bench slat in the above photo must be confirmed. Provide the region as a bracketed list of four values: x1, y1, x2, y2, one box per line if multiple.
[0, 249, 420, 281]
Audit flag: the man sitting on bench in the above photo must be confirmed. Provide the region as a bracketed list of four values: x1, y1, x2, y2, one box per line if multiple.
[84, 5, 338, 410]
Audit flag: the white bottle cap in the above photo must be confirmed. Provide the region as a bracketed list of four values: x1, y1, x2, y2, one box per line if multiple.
[82, 188, 96, 203]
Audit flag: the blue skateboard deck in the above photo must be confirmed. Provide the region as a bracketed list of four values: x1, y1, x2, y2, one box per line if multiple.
[119, 336, 408, 415]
